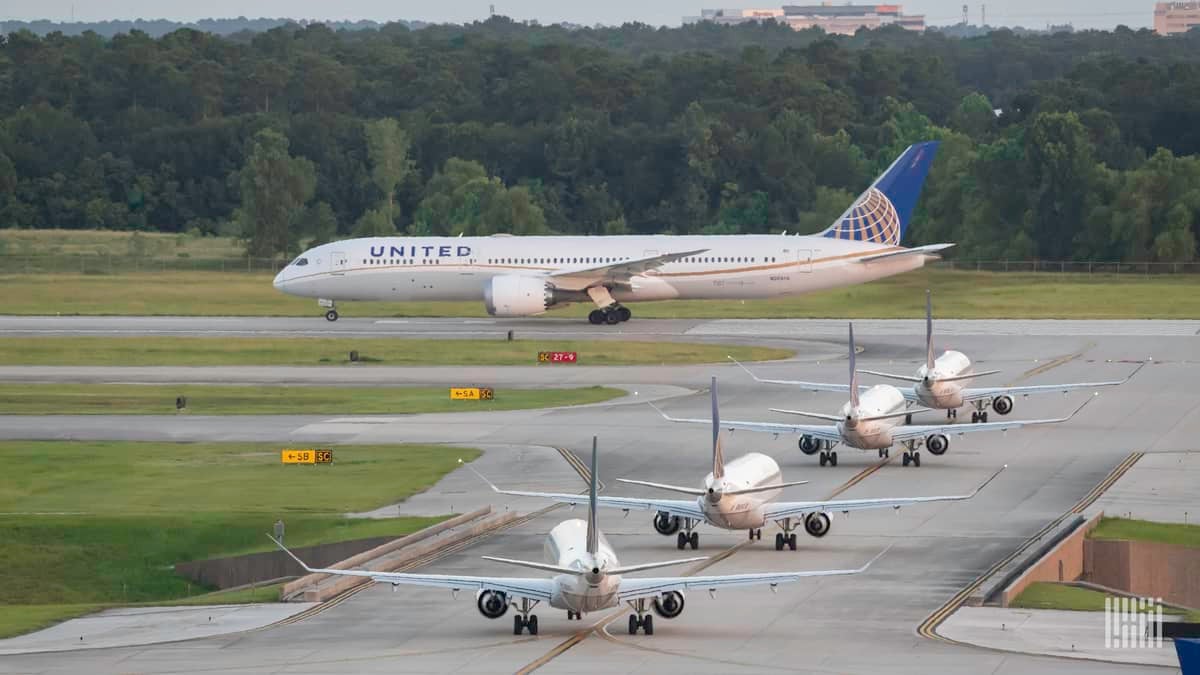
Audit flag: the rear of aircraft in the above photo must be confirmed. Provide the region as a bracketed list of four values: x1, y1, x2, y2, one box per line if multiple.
[820, 141, 940, 247]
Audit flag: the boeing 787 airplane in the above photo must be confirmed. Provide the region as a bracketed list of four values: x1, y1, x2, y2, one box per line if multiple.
[273, 142, 948, 323]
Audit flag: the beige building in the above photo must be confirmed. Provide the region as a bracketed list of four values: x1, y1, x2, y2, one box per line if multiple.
[690, 4, 925, 35]
[1154, 2, 1200, 35]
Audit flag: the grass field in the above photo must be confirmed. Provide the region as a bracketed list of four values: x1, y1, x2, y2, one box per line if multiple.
[2, 267, 1199, 318]
[0, 440, 478, 636]
[0, 337, 790, 366]
[0, 383, 625, 415]
[1089, 517, 1200, 548]
[1011, 582, 1200, 622]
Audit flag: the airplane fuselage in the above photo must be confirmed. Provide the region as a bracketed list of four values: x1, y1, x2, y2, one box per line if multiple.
[697, 452, 784, 530]
[543, 519, 623, 613]
[273, 235, 929, 311]
[914, 350, 973, 409]
[837, 385, 909, 449]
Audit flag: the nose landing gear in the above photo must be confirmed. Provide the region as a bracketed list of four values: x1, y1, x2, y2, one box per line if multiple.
[318, 299, 338, 322]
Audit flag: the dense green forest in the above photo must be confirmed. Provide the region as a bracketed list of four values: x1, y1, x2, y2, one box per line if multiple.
[2, 18, 1200, 261]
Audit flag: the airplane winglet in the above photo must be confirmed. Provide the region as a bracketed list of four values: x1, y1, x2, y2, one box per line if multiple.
[646, 401, 675, 421]
[459, 458, 502, 493]
[858, 544, 894, 573]
[971, 464, 1007, 497]
[267, 533, 317, 573]
[1065, 392, 1099, 420]
[726, 355, 764, 382]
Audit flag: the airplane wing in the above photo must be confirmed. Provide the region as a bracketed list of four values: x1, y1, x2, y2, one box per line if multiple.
[762, 466, 1005, 521]
[269, 536, 554, 602]
[959, 362, 1145, 403]
[486, 486, 707, 522]
[648, 402, 843, 442]
[890, 395, 1096, 443]
[616, 547, 887, 601]
[547, 249, 708, 291]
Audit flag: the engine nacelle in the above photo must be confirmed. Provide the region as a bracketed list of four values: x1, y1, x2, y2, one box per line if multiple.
[992, 395, 1014, 415]
[926, 434, 949, 455]
[476, 589, 508, 619]
[653, 511, 681, 535]
[804, 512, 831, 537]
[483, 275, 555, 317]
[798, 435, 820, 455]
[652, 591, 685, 619]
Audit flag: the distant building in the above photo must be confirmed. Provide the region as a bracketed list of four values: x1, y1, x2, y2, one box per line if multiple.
[1154, 2, 1200, 34]
[689, 3, 925, 35]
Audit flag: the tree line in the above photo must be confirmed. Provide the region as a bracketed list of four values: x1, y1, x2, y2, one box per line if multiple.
[2, 18, 1199, 261]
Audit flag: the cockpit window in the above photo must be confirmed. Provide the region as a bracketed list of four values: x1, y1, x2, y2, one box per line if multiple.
[292, 257, 309, 267]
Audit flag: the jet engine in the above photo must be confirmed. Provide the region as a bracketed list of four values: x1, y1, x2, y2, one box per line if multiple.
[483, 275, 557, 317]
[476, 589, 509, 619]
[992, 395, 1014, 415]
[926, 434, 949, 455]
[653, 511, 681, 535]
[804, 512, 831, 537]
[652, 591, 685, 619]
[798, 435, 820, 455]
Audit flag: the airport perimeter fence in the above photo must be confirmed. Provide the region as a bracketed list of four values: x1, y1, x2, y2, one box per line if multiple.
[1, 254, 1199, 276]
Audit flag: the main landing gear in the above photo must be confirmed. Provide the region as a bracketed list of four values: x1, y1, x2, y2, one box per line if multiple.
[877, 447, 890, 458]
[627, 598, 654, 635]
[900, 441, 922, 468]
[818, 449, 839, 467]
[748, 528, 762, 541]
[319, 299, 338, 322]
[566, 610, 583, 620]
[675, 520, 700, 550]
[773, 518, 799, 551]
[971, 401, 989, 423]
[587, 305, 631, 325]
[586, 286, 630, 325]
[512, 598, 540, 635]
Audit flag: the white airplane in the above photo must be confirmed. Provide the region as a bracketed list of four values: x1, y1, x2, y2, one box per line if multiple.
[733, 290, 1143, 423]
[473, 378, 1005, 551]
[273, 142, 949, 324]
[654, 324, 1095, 467]
[270, 438, 886, 636]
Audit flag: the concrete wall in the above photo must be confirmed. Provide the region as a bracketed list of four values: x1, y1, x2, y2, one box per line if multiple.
[175, 536, 398, 590]
[1087, 539, 1200, 608]
[999, 512, 1104, 607]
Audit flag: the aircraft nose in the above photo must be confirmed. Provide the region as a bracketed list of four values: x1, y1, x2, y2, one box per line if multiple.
[272, 269, 287, 291]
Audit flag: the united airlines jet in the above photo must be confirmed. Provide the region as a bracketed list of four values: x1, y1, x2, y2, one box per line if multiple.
[273, 142, 948, 323]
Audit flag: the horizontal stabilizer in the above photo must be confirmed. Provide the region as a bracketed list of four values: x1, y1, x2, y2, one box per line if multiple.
[768, 408, 843, 422]
[724, 479, 810, 496]
[857, 369, 923, 383]
[609, 556, 708, 575]
[936, 369, 1002, 383]
[616, 478, 705, 496]
[481, 556, 585, 576]
[860, 407, 931, 422]
[855, 243, 955, 263]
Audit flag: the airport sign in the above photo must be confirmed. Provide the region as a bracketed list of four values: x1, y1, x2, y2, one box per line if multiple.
[450, 387, 494, 400]
[538, 351, 578, 363]
[281, 449, 333, 464]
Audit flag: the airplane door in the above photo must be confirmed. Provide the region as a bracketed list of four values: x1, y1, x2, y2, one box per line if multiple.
[331, 251, 349, 275]
[796, 249, 812, 273]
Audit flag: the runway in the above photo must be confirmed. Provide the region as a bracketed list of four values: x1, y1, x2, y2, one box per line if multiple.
[0, 322, 1193, 674]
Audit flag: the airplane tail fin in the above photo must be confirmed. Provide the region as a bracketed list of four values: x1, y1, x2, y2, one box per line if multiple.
[586, 436, 599, 556]
[848, 323, 861, 408]
[925, 289, 935, 372]
[819, 141, 939, 246]
[711, 376, 725, 480]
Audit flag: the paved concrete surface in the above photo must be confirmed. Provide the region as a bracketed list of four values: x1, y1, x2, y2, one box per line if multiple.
[0, 603, 317, 656]
[1090, 451, 1200, 525]
[0, 324, 1194, 674]
[940, 607, 1178, 668]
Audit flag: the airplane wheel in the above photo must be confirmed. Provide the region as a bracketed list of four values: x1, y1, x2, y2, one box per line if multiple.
[756, 529, 762, 540]
[689, 531, 699, 550]
[913, 452, 921, 467]
[676, 532, 686, 550]
[604, 311, 620, 325]
[905, 414, 912, 424]
[514, 615, 525, 635]
[788, 533, 798, 551]
[628, 615, 639, 635]
[829, 451, 838, 467]
[324, 309, 339, 322]
[643, 615, 654, 635]
[617, 306, 631, 322]
[883, 448, 889, 458]
[819, 452, 828, 467]
[527, 615, 538, 635]
[971, 412, 978, 423]
[775, 533, 784, 551]
[981, 412, 989, 423]
[588, 310, 604, 325]
[902, 453, 911, 467]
